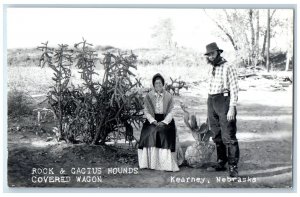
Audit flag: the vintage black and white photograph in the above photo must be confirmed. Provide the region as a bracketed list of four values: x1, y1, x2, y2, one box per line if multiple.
[5, 5, 294, 188]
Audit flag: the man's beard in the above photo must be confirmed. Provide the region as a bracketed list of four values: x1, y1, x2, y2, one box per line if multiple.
[206, 54, 222, 66]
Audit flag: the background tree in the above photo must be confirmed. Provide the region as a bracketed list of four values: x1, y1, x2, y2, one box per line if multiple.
[204, 9, 254, 66]
[261, 9, 276, 60]
[285, 12, 293, 71]
[151, 18, 174, 49]
[203, 9, 293, 71]
[266, 9, 271, 72]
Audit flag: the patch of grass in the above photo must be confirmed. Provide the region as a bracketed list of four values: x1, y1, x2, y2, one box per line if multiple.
[135, 64, 210, 88]
[8, 48, 41, 67]
[8, 64, 208, 97]
[8, 87, 35, 118]
[8, 66, 53, 95]
[133, 47, 207, 67]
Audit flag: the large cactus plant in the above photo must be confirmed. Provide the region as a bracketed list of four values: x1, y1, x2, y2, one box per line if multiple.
[38, 42, 73, 141]
[38, 39, 144, 145]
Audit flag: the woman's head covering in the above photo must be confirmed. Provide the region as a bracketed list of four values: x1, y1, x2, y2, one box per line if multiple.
[152, 73, 165, 86]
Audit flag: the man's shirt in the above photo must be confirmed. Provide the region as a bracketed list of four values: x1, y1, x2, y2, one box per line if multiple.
[208, 62, 239, 106]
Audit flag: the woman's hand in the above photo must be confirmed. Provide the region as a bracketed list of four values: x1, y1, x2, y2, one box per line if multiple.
[152, 121, 158, 126]
[157, 122, 167, 127]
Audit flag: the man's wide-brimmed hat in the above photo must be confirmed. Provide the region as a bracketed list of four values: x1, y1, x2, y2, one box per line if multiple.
[204, 42, 223, 55]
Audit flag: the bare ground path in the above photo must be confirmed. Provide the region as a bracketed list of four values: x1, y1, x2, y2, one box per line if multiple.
[7, 84, 293, 188]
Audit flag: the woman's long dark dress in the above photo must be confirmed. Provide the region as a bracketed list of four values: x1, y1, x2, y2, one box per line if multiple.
[138, 114, 176, 152]
[138, 114, 182, 171]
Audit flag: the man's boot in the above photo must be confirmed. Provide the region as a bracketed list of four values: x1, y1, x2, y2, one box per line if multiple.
[207, 142, 228, 172]
[227, 141, 240, 177]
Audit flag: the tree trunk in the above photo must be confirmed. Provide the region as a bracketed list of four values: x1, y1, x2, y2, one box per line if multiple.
[255, 10, 260, 69]
[249, 9, 255, 66]
[261, 9, 276, 62]
[266, 9, 271, 72]
[261, 29, 267, 59]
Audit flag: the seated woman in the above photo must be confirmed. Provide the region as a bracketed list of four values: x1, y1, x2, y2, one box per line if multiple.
[138, 73, 184, 172]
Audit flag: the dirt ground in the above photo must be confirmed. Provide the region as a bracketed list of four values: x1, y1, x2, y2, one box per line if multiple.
[6, 79, 293, 189]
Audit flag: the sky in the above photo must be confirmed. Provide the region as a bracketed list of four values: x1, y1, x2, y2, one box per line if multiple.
[6, 8, 233, 51]
[6, 8, 293, 52]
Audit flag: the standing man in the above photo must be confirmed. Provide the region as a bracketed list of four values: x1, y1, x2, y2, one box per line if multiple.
[204, 42, 240, 177]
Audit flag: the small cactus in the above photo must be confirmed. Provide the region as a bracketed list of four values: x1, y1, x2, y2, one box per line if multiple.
[180, 102, 213, 142]
[181, 102, 215, 168]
